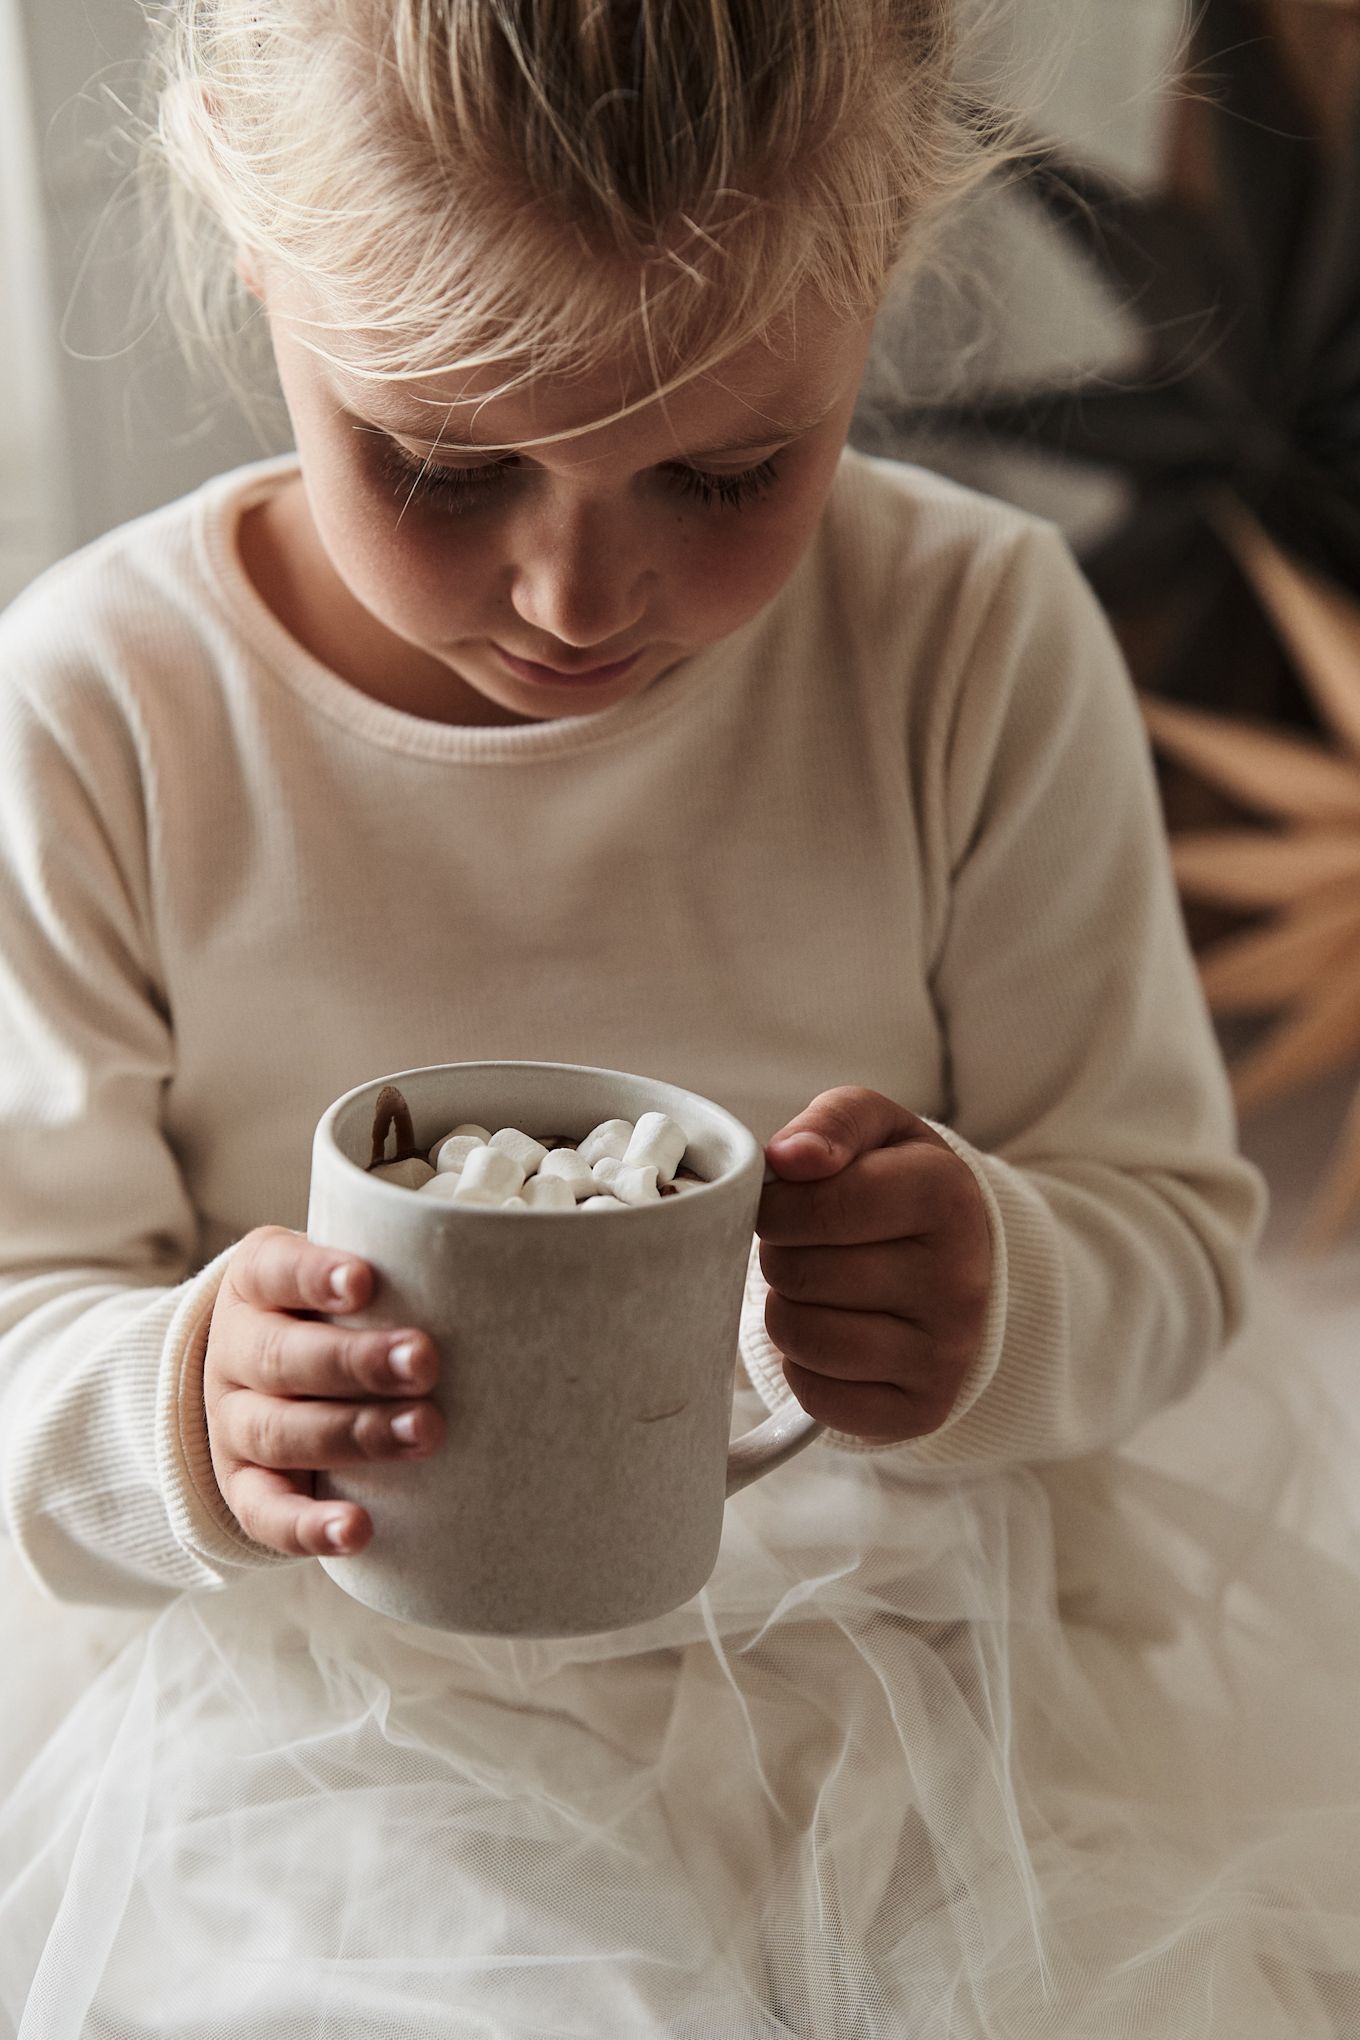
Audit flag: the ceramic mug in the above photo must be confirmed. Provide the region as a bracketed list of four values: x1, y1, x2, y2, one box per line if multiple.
[306, 1061, 823, 1636]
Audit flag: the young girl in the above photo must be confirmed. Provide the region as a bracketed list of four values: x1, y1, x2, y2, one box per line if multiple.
[3, 3, 1360, 2034]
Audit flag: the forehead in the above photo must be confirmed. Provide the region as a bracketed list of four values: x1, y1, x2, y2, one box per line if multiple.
[323, 300, 871, 454]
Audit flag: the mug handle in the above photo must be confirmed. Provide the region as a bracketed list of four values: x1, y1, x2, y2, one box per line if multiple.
[726, 1396, 823, 1498]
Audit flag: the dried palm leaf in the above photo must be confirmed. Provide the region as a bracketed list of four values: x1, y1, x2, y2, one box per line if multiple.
[1141, 510, 1360, 1242]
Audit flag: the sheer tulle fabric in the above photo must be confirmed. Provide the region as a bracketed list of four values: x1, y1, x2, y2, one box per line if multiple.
[4, 1278, 1360, 2039]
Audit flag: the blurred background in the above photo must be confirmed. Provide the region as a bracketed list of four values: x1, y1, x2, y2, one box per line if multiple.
[4, 0, 1360, 1262]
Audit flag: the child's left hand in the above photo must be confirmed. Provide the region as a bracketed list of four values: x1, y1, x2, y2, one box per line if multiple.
[756, 1088, 992, 1445]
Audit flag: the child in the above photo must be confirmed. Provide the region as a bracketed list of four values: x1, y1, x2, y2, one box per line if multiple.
[2, 3, 1359, 2034]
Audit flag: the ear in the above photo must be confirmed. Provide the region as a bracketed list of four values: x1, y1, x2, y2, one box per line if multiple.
[235, 248, 265, 304]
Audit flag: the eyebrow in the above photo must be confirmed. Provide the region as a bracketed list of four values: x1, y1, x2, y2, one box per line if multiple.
[354, 404, 833, 463]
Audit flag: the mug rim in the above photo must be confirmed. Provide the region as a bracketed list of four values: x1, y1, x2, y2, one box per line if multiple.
[314, 1059, 760, 1213]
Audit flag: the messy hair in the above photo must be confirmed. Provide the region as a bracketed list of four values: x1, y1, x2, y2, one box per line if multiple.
[138, 1, 1018, 438]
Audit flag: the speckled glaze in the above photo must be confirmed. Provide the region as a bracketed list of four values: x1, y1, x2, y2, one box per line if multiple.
[307, 1062, 822, 1636]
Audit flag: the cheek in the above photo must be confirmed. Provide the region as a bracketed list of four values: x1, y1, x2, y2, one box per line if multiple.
[323, 486, 492, 625]
[673, 491, 829, 630]
[678, 529, 794, 625]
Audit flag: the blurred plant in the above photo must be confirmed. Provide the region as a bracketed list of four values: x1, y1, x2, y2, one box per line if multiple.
[1141, 503, 1360, 1245]
[896, 0, 1360, 730]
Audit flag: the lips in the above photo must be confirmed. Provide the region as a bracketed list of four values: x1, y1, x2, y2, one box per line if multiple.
[494, 645, 642, 685]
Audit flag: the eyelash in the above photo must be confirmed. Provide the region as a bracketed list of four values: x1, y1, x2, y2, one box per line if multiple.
[376, 444, 781, 514]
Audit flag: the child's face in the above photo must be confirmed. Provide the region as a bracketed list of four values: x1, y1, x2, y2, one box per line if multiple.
[251, 274, 875, 725]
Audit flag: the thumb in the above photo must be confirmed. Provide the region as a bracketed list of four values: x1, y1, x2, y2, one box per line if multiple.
[765, 1086, 923, 1181]
[765, 1099, 855, 1182]
[764, 1134, 841, 1182]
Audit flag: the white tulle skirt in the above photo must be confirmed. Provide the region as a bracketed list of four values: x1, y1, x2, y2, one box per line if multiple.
[4, 1262, 1360, 2039]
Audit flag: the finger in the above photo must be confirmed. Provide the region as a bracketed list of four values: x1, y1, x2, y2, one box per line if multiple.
[232, 1313, 439, 1401]
[763, 1290, 934, 1385]
[216, 1385, 444, 1473]
[230, 1226, 375, 1316]
[764, 1295, 970, 1439]
[760, 1235, 991, 1330]
[758, 1139, 979, 1248]
[223, 1463, 373, 1559]
[764, 1088, 938, 1181]
[780, 1358, 948, 1446]
[758, 1236, 940, 1325]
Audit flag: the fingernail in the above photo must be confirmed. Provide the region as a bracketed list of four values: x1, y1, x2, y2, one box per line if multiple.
[324, 1516, 350, 1550]
[390, 1411, 420, 1444]
[329, 1264, 356, 1303]
[775, 1132, 834, 1160]
[389, 1338, 419, 1380]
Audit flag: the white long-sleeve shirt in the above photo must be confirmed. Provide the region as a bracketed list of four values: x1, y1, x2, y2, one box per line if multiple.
[0, 447, 1265, 1608]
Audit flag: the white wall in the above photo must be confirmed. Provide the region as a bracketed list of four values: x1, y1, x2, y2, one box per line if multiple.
[5, 0, 268, 596]
[1, 0, 77, 604]
[4, 0, 1188, 599]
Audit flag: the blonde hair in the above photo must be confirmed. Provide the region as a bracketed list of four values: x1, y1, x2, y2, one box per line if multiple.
[137, 0, 1018, 439]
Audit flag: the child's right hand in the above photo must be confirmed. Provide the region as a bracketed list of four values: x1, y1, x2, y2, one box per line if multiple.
[203, 1226, 444, 1558]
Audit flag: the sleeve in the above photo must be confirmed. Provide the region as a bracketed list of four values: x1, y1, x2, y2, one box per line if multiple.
[0, 651, 299, 1605]
[741, 518, 1267, 1468]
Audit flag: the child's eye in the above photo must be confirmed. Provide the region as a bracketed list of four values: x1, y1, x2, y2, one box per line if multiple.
[664, 459, 780, 510]
[375, 443, 780, 514]
[376, 444, 515, 512]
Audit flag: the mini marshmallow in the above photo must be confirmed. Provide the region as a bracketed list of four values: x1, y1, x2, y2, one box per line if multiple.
[612, 1163, 661, 1207]
[489, 1126, 549, 1177]
[622, 1112, 687, 1185]
[536, 1149, 597, 1199]
[430, 1133, 485, 1175]
[459, 1145, 526, 1199]
[371, 1157, 435, 1190]
[577, 1119, 633, 1168]
[370, 1107, 704, 1208]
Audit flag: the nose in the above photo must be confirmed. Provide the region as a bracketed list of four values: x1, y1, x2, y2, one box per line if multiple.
[507, 495, 651, 652]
